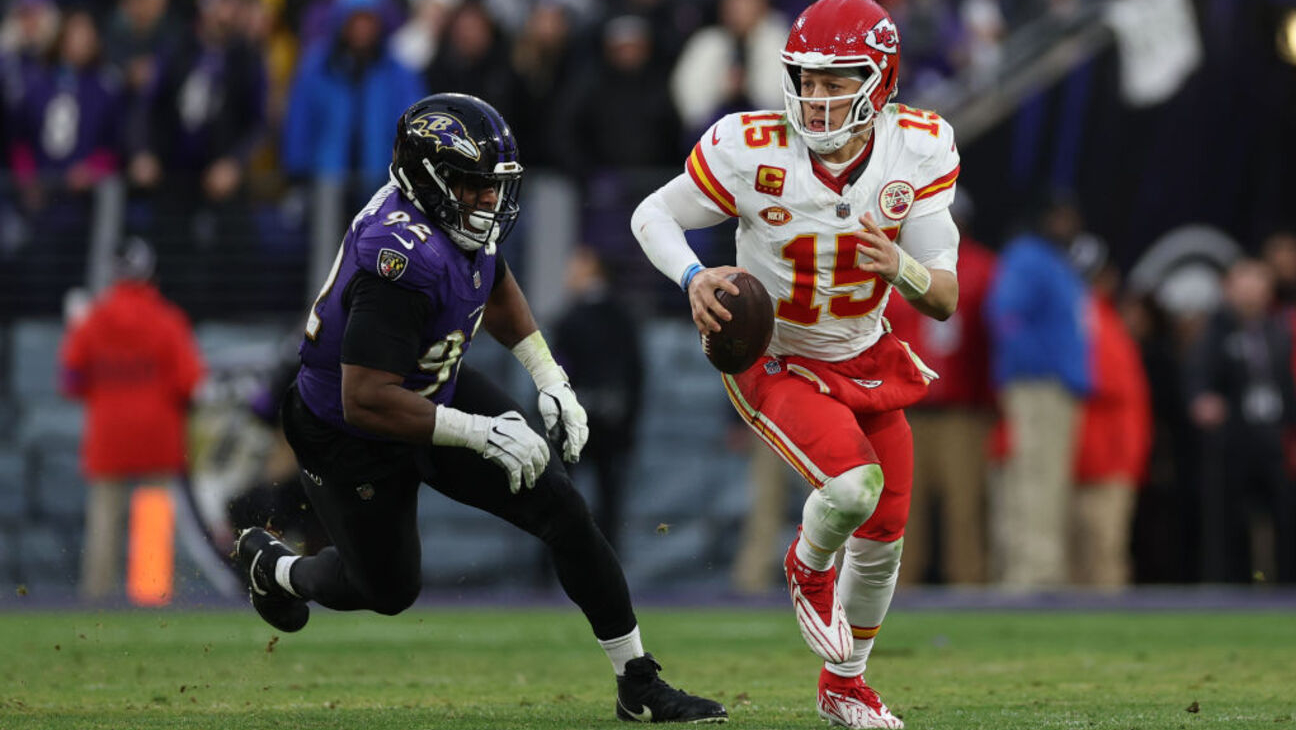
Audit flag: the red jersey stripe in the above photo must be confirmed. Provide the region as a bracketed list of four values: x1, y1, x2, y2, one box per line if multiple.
[686, 143, 738, 217]
[914, 165, 960, 201]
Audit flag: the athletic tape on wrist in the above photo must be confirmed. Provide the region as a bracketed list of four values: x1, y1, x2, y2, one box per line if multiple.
[430, 405, 488, 451]
[890, 248, 932, 301]
[511, 331, 565, 390]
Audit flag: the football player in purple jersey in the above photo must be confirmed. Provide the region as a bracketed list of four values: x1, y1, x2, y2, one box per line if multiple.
[232, 93, 726, 724]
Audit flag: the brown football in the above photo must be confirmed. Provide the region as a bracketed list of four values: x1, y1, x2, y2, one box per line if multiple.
[701, 272, 774, 374]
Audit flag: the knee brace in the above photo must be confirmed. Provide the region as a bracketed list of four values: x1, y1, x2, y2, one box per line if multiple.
[801, 464, 885, 554]
[805, 465, 885, 534]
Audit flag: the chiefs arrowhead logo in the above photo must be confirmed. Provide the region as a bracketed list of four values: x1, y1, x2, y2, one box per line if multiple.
[866, 18, 899, 55]
[878, 180, 915, 220]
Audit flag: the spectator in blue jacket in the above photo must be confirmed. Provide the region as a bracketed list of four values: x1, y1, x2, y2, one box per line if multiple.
[985, 192, 1093, 589]
[281, 0, 424, 211]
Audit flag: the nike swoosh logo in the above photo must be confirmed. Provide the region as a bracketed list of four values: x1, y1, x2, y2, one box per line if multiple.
[621, 701, 653, 722]
[391, 232, 415, 250]
[711, 126, 721, 145]
[250, 550, 268, 595]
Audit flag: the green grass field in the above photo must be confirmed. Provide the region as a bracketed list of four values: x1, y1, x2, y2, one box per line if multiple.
[0, 606, 1293, 729]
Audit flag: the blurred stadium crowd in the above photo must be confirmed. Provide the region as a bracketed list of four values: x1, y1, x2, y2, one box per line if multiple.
[2, 0, 1296, 599]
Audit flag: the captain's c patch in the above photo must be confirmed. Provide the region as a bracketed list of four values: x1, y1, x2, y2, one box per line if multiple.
[755, 165, 786, 196]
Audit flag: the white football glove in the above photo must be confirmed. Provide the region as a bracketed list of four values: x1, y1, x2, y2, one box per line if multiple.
[481, 411, 550, 493]
[432, 407, 550, 493]
[537, 380, 589, 463]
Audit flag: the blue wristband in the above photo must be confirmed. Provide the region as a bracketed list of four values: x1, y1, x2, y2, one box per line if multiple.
[680, 263, 704, 292]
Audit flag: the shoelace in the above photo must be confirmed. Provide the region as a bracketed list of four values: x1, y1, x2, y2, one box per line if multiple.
[858, 685, 882, 706]
[829, 678, 882, 708]
[795, 565, 837, 618]
[627, 668, 696, 704]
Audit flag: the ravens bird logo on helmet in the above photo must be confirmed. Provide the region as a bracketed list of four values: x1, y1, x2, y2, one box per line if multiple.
[408, 112, 482, 162]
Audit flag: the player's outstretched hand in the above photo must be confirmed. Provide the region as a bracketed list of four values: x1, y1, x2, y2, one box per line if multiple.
[686, 265, 746, 335]
[537, 381, 589, 463]
[853, 212, 901, 281]
[483, 411, 550, 493]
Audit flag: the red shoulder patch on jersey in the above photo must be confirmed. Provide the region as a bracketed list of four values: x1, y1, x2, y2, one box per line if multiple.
[755, 165, 786, 196]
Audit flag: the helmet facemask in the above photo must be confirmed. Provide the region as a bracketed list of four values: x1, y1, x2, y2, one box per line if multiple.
[394, 158, 522, 254]
[389, 93, 525, 254]
[782, 60, 884, 155]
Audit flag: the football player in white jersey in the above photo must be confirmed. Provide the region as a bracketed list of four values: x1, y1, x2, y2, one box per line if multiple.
[632, 0, 960, 727]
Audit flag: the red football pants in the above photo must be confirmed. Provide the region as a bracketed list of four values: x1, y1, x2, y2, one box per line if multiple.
[722, 343, 921, 542]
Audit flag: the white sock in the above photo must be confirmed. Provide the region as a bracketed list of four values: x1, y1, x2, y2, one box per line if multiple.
[598, 625, 643, 676]
[795, 534, 836, 571]
[274, 555, 301, 598]
[828, 536, 901, 679]
[826, 636, 875, 678]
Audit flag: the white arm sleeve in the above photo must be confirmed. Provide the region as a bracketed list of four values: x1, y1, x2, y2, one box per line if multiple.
[631, 173, 731, 287]
[898, 207, 960, 273]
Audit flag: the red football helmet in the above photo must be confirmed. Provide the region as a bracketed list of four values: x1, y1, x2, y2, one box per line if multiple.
[781, 0, 901, 153]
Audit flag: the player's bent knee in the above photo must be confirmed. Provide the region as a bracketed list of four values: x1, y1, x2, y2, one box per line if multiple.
[532, 481, 597, 546]
[819, 464, 885, 525]
[852, 500, 906, 542]
[368, 581, 421, 616]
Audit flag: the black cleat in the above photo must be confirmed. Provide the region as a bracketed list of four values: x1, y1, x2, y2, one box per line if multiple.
[616, 654, 728, 723]
[233, 528, 309, 633]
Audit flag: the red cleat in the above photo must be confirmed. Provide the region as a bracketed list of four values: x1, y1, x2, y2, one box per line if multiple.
[783, 533, 851, 663]
[817, 667, 904, 729]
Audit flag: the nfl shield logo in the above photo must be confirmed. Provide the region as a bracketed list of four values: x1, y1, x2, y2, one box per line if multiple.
[836, 202, 852, 219]
[473, 271, 482, 289]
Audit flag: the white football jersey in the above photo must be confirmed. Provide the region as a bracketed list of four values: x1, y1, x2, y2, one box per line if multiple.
[686, 104, 960, 361]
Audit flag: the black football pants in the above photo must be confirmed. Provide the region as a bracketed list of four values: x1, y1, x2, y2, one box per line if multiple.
[280, 367, 637, 640]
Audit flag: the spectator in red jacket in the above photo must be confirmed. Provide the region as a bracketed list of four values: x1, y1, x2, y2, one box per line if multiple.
[1068, 236, 1151, 587]
[59, 238, 205, 601]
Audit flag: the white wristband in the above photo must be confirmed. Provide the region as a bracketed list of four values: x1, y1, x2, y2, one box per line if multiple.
[890, 248, 932, 301]
[430, 405, 490, 451]
[511, 330, 567, 390]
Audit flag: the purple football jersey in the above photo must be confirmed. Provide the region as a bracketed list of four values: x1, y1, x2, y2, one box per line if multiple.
[296, 183, 497, 437]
